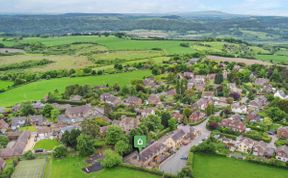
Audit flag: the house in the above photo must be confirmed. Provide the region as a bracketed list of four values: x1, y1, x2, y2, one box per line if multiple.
[32, 101, 45, 111]
[255, 78, 269, 86]
[163, 129, 186, 150]
[249, 96, 268, 109]
[0, 131, 31, 159]
[220, 137, 237, 152]
[139, 108, 155, 118]
[139, 142, 168, 167]
[52, 103, 71, 111]
[58, 114, 83, 124]
[69, 95, 82, 101]
[202, 91, 214, 99]
[274, 90, 288, 100]
[277, 127, 288, 139]
[148, 95, 161, 106]
[0, 120, 9, 133]
[11, 117, 27, 130]
[220, 116, 246, 133]
[183, 72, 194, 79]
[194, 98, 213, 111]
[30, 115, 44, 126]
[112, 117, 140, 133]
[189, 111, 205, 123]
[100, 93, 121, 106]
[36, 126, 53, 140]
[246, 112, 262, 123]
[229, 83, 242, 94]
[65, 105, 93, 119]
[144, 78, 157, 87]
[58, 125, 80, 137]
[276, 146, 288, 162]
[253, 141, 268, 157]
[261, 84, 273, 94]
[231, 102, 247, 114]
[165, 89, 177, 97]
[171, 111, 184, 123]
[213, 97, 229, 107]
[124, 96, 142, 107]
[237, 137, 255, 153]
[0, 157, 5, 171]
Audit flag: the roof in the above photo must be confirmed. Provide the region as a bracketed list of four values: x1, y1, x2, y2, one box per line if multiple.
[139, 142, 166, 162]
[171, 129, 186, 142]
[65, 105, 92, 116]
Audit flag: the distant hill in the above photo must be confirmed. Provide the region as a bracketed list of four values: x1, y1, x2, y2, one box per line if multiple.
[0, 12, 287, 42]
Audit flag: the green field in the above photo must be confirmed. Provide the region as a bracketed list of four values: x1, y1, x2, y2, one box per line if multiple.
[44, 156, 160, 178]
[193, 153, 288, 178]
[34, 139, 61, 151]
[12, 159, 47, 178]
[256, 54, 288, 64]
[19, 125, 37, 132]
[0, 70, 151, 107]
[0, 80, 13, 90]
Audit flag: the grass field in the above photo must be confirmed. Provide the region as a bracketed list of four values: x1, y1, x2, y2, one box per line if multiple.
[0, 70, 151, 106]
[44, 155, 160, 178]
[19, 125, 37, 132]
[192, 153, 288, 178]
[34, 139, 60, 151]
[256, 54, 288, 64]
[12, 159, 47, 178]
[0, 80, 13, 90]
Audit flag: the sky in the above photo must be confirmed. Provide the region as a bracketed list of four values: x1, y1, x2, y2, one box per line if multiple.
[0, 0, 287, 16]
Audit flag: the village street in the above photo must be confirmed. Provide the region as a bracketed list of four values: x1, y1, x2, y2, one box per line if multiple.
[160, 120, 211, 175]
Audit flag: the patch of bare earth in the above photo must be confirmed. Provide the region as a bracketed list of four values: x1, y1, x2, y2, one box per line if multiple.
[208, 55, 272, 66]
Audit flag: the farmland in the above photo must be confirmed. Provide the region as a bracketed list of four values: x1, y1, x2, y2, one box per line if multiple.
[0, 70, 151, 107]
[192, 153, 288, 178]
[44, 155, 160, 178]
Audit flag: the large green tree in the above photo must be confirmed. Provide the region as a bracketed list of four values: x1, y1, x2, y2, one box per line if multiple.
[81, 119, 100, 138]
[77, 134, 95, 156]
[105, 126, 127, 145]
[100, 150, 122, 168]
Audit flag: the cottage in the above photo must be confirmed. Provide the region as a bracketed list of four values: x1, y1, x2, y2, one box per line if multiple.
[58, 114, 83, 124]
[202, 91, 214, 99]
[65, 105, 93, 119]
[261, 84, 273, 94]
[32, 101, 45, 110]
[229, 83, 242, 94]
[52, 103, 71, 111]
[164, 129, 186, 150]
[37, 126, 53, 140]
[171, 111, 184, 123]
[139, 108, 155, 118]
[194, 98, 213, 111]
[69, 95, 82, 101]
[124, 96, 143, 107]
[246, 112, 262, 123]
[0, 131, 31, 159]
[0, 120, 9, 133]
[165, 89, 177, 97]
[148, 95, 161, 106]
[144, 78, 157, 87]
[277, 127, 288, 139]
[30, 115, 44, 126]
[189, 111, 205, 123]
[237, 137, 255, 153]
[11, 117, 27, 130]
[253, 141, 268, 156]
[100, 93, 121, 106]
[255, 78, 269, 86]
[249, 96, 268, 109]
[276, 146, 288, 162]
[231, 102, 247, 114]
[139, 142, 167, 167]
[112, 117, 140, 133]
[213, 97, 229, 107]
[220, 116, 246, 133]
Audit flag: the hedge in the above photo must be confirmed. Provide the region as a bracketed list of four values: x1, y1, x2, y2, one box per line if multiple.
[120, 163, 177, 178]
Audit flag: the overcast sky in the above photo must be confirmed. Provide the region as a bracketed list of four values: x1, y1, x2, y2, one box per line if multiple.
[0, 0, 287, 16]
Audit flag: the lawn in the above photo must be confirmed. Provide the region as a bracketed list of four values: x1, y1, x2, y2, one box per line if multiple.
[19, 125, 37, 132]
[192, 153, 288, 178]
[0, 80, 13, 90]
[44, 155, 160, 178]
[34, 139, 61, 151]
[12, 159, 47, 178]
[256, 54, 288, 64]
[0, 70, 151, 107]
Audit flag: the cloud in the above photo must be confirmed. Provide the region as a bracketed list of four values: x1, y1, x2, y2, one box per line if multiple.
[0, 0, 287, 16]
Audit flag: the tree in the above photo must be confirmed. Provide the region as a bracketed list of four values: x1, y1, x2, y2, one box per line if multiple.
[168, 118, 177, 131]
[81, 119, 100, 138]
[53, 145, 68, 158]
[20, 102, 34, 116]
[23, 151, 36, 160]
[0, 135, 8, 148]
[61, 129, 81, 149]
[50, 108, 60, 122]
[115, 140, 130, 155]
[183, 108, 192, 118]
[161, 111, 171, 127]
[42, 104, 54, 118]
[140, 115, 163, 133]
[205, 104, 215, 116]
[77, 134, 95, 156]
[215, 72, 224, 84]
[100, 150, 122, 168]
[105, 126, 127, 145]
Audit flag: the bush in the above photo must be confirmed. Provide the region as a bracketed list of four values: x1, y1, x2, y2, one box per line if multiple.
[53, 145, 68, 158]
[23, 151, 36, 160]
[100, 150, 122, 168]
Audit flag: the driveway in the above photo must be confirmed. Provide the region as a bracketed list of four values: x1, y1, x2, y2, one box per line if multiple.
[159, 120, 211, 175]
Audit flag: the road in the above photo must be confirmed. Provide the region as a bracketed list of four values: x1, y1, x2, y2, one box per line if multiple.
[159, 120, 211, 175]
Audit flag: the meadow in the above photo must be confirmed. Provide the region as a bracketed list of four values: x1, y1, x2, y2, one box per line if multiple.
[0, 70, 151, 107]
[192, 153, 288, 178]
[256, 54, 288, 64]
[44, 155, 160, 178]
[34, 139, 61, 151]
[0, 80, 13, 90]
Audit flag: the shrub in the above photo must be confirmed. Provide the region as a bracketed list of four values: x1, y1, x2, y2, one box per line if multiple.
[23, 151, 36, 160]
[53, 145, 68, 158]
[100, 150, 122, 168]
